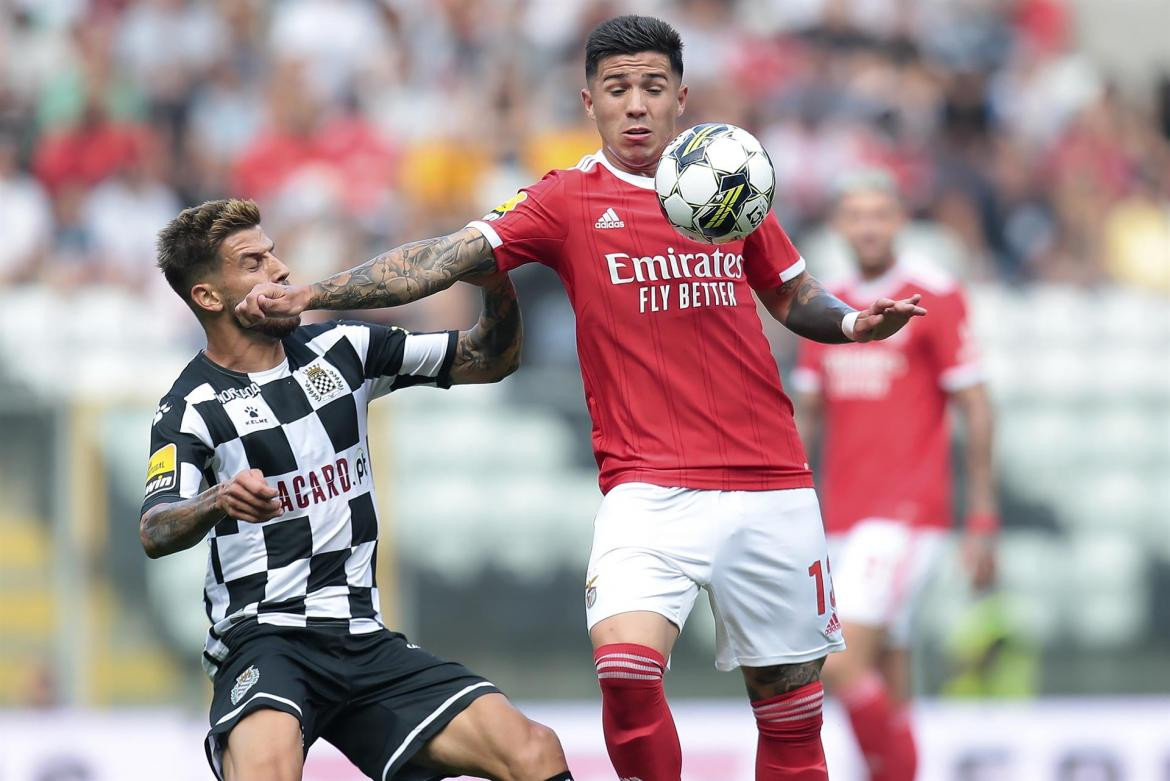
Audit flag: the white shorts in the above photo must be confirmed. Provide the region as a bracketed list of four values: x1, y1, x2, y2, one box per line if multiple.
[827, 519, 949, 647]
[585, 483, 846, 671]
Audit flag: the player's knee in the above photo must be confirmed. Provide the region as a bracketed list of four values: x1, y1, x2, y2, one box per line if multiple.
[503, 720, 567, 781]
[226, 745, 301, 781]
[743, 658, 824, 701]
[821, 642, 871, 690]
[225, 719, 302, 781]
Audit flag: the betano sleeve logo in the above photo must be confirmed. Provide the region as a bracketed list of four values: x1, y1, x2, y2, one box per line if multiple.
[483, 190, 527, 222]
[145, 443, 177, 496]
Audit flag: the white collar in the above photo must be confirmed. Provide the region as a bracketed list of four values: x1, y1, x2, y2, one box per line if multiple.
[594, 149, 656, 190]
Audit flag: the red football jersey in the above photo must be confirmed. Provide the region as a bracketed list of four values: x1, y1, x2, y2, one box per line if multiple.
[468, 151, 813, 494]
[792, 264, 984, 532]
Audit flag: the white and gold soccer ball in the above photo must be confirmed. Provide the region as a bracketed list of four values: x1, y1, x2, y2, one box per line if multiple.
[654, 123, 776, 244]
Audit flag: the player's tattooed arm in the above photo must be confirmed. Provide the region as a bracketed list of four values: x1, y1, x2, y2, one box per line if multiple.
[139, 487, 226, 559]
[759, 270, 927, 343]
[234, 228, 499, 324]
[449, 272, 523, 384]
[140, 469, 281, 558]
[764, 271, 856, 344]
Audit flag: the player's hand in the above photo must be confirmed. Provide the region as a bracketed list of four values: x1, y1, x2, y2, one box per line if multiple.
[235, 283, 311, 327]
[215, 468, 283, 523]
[961, 530, 997, 592]
[851, 295, 927, 342]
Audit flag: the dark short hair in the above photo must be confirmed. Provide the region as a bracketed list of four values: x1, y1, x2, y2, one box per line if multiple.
[585, 15, 683, 81]
[157, 198, 260, 306]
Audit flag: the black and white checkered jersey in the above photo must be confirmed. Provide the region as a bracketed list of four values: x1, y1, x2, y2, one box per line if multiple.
[141, 321, 456, 676]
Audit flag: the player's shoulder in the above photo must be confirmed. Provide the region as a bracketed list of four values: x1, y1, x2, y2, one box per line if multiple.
[160, 355, 219, 407]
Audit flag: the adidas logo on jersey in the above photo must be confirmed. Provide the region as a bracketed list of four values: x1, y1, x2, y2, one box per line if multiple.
[594, 208, 625, 229]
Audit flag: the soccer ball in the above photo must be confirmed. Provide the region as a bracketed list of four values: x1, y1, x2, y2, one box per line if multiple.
[654, 123, 776, 244]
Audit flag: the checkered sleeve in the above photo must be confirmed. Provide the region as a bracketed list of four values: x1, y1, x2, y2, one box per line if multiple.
[357, 323, 458, 397]
[141, 395, 214, 515]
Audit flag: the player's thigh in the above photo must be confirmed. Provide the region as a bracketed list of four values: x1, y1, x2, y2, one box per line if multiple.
[221, 709, 304, 781]
[707, 488, 845, 672]
[879, 646, 912, 703]
[205, 630, 322, 781]
[820, 620, 885, 691]
[741, 656, 827, 701]
[413, 692, 567, 781]
[585, 483, 711, 654]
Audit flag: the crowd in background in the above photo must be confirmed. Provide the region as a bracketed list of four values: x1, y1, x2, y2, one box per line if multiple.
[1, 0, 1168, 346]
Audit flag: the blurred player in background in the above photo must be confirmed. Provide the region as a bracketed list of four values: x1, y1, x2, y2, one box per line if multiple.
[792, 170, 998, 781]
[140, 199, 575, 781]
[237, 16, 927, 781]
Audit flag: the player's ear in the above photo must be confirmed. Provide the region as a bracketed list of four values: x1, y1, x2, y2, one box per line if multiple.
[190, 282, 224, 314]
[676, 83, 688, 116]
[581, 87, 595, 121]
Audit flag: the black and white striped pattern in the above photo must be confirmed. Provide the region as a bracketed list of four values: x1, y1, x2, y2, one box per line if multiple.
[142, 321, 456, 675]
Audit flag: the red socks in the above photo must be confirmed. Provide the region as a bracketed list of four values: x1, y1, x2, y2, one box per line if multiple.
[840, 674, 917, 781]
[752, 681, 829, 780]
[594, 643, 681, 781]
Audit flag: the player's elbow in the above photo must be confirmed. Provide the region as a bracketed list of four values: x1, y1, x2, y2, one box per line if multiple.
[486, 351, 522, 383]
[139, 512, 165, 559]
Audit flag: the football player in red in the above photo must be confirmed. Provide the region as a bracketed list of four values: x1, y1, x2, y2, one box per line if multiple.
[238, 16, 927, 781]
[792, 170, 998, 781]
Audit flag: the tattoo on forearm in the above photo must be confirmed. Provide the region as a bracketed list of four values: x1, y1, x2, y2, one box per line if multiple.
[452, 278, 523, 383]
[140, 486, 224, 558]
[781, 274, 855, 344]
[309, 229, 497, 310]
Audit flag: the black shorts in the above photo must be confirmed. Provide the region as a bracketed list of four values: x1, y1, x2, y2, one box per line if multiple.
[205, 621, 499, 781]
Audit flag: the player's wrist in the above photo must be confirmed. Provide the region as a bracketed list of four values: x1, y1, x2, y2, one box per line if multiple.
[840, 310, 860, 341]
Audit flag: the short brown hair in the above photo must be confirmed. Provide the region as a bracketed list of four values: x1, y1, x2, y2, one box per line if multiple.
[157, 198, 261, 305]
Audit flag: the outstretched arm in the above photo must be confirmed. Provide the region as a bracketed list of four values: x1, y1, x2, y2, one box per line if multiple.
[757, 270, 927, 343]
[449, 272, 523, 384]
[236, 227, 498, 323]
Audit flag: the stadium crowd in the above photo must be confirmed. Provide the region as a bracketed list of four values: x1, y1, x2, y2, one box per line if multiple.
[0, 0, 1167, 346]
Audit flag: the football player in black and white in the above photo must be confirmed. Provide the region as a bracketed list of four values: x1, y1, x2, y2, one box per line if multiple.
[140, 198, 572, 781]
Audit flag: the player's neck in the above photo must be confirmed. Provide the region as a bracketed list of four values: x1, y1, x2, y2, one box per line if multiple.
[600, 146, 656, 178]
[203, 325, 287, 374]
[858, 257, 898, 282]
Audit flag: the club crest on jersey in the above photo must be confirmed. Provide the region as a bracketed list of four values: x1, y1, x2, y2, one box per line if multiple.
[298, 363, 346, 404]
[230, 665, 260, 705]
[483, 191, 527, 222]
[145, 443, 176, 496]
[584, 574, 598, 609]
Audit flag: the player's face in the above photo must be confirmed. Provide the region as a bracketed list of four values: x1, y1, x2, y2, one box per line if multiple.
[582, 52, 687, 176]
[217, 226, 301, 338]
[834, 189, 905, 275]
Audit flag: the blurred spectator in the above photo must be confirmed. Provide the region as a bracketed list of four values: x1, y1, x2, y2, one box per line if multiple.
[0, 0, 1162, 330]
[82, 132, 180, 289]
[0, 132, 53, 284]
